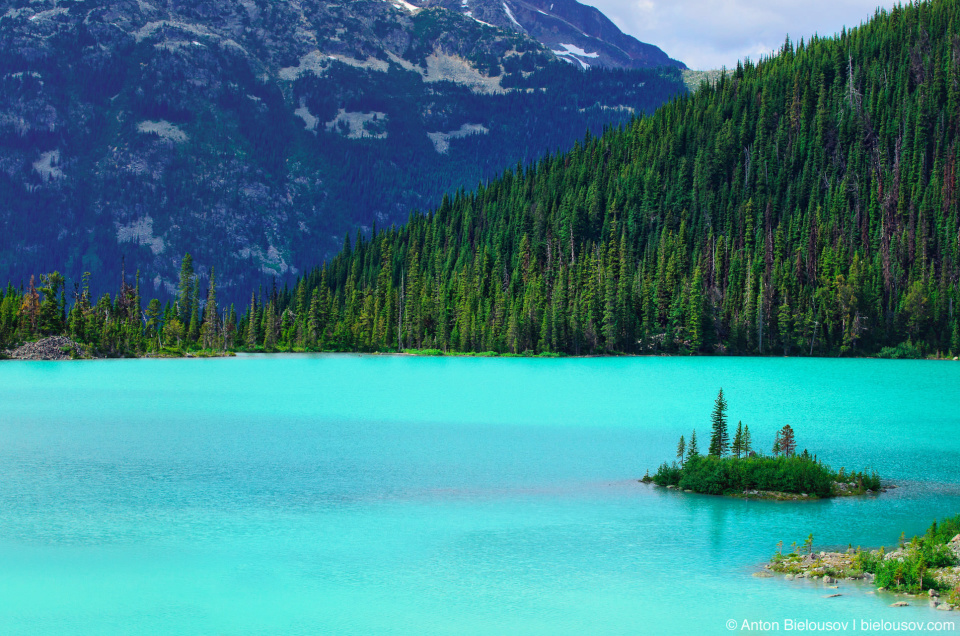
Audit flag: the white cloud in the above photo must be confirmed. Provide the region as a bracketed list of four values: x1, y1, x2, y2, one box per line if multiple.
[583, 0, 900, 70]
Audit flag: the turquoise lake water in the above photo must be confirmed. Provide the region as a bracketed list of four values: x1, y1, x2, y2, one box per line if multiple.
[1, 355, 958, 634]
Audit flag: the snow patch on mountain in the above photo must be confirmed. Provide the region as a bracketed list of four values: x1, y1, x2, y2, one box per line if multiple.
[386, 0, 421, 13]
[556, 43, 599, 58]
[503, 2, 523, 29]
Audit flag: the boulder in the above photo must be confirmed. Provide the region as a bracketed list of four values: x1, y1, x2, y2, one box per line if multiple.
[823, 575, 835, 584]
[937, 604, 955, 611]
[890, 601, 910, 607]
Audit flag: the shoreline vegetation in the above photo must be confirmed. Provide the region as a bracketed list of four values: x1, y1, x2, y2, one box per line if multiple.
[762, 518, 960, 611]
[641, 389, 883, 500]
[4, 335, 960, 362]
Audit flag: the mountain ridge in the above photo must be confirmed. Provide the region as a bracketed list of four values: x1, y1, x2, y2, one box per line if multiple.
[0, 0, 686, 299]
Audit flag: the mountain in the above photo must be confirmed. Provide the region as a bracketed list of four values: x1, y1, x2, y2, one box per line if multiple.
[219, 0, 959, 358]
[414, 0, 685, 70]
[0, 0, 685, 299]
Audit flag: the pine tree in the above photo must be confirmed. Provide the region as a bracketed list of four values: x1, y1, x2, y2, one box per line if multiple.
[263, 302, 277, 349]
[676, 434, 686, 466]
[687, 266, 703, 353]
[708, 388, 729, 456]
[177, 253, 194, 325]
[201, 267, 219, 349]
[778, 424, 796, 456]
[731, 421, 744, 458]
[743, 425, 752, 456]
[688, 429, 699, 457]
[772, 430, 782, 456]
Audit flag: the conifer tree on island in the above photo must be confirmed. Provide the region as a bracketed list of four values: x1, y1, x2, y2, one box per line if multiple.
[732, 421, 744, 458]
[778, 425, 796, 457]
[688, 429, 699, 457]
[653, 392, 880, 497]
[708, 388, 729, 456]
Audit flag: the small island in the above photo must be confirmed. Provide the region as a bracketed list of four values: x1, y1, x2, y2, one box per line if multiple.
[764, 517, 960, 610]
[641, 389, 882, 499]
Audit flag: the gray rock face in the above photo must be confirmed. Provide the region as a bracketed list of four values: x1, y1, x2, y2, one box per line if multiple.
[414, 0, 685, 70]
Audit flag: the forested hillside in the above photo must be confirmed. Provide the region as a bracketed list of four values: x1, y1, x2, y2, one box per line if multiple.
[270, 0, 960, 357]
[4, 0, 960, 358]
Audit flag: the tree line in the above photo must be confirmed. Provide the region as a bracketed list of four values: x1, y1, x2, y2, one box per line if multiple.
[3, 0, 960, 358]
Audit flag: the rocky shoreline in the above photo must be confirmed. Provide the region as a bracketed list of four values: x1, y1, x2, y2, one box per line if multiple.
[762, 534, 960, 610]
[4, 337, 91, 361]
[655, 481, 895, 501]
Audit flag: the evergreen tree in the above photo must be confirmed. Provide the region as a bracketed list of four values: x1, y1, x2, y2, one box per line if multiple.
[676, 434, 686, 466]
[688, 429, 699, 457]
[263, 302, 277, 349]
[731, 421, 744, 458]
[177, 254, 194, 325]
[708, 388, 729, 456]
[200, 267, 219, 349]
[778, 424, 796, 456]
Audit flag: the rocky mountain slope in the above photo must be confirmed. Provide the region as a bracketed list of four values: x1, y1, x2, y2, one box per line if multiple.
[414, 0, 685, 70]
[0, 0, 685, 298]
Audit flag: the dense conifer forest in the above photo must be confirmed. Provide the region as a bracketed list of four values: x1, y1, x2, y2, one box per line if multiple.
[4, 0, 960, 358]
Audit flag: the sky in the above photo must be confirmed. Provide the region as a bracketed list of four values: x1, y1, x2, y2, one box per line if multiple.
[584, 0, 901, 70]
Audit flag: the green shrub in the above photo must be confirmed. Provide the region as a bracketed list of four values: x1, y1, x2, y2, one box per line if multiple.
[651, 462, 682, 487]
[855, 517, 960, 592]
[670, 455, 836, 497]
[877, 340, 923, 359]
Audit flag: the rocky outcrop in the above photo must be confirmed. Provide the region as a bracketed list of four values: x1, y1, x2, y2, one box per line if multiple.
[7, 336, 90, 360]
[415, 0, 685, 69]
[768, 547, 960, 609]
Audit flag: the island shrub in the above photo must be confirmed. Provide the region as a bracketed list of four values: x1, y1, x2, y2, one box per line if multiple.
[653, 455, 837, 497]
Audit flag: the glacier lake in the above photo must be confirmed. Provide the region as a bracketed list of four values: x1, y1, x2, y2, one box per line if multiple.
[1, 355, 958, 634]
